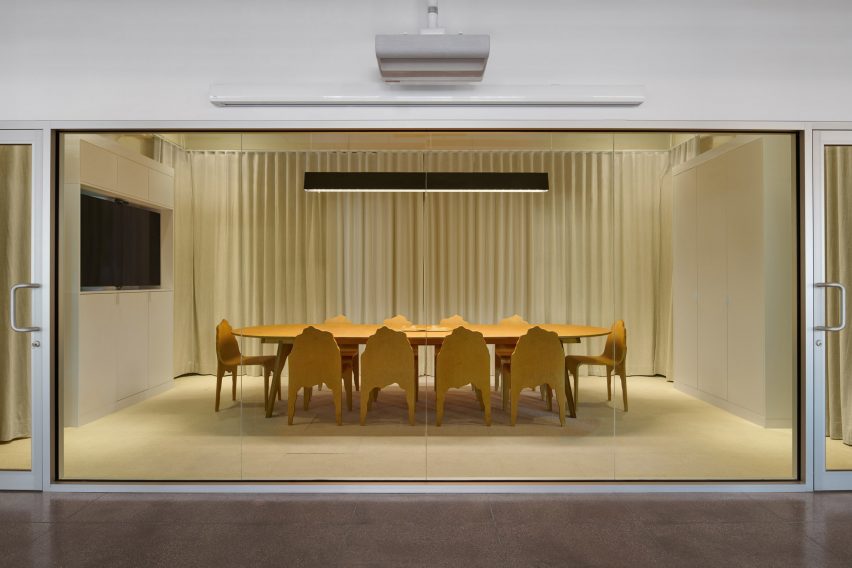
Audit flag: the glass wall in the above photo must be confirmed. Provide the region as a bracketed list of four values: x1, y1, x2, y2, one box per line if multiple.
[56, 130, 799, 482]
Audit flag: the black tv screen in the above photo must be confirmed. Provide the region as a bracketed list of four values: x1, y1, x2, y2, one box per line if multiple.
[81, 194, 161, 288]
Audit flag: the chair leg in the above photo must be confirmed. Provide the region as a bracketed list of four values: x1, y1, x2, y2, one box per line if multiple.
[510, 386, 520, 426]
[263, 370, 270, 409]
[342, 361, 354, 411]
[353, 354, 360, 391]
[287, 382, 297, 425]
[215, 364, 225, 411]
[231, 370, 238, 401]
[564, 365, 577, 418]
[303, 386, 312, 410]
[501, 361, 511, 412]
[545, 385, 553, 412]
[494, 352, 500, 391]
[618, 365, 628, 411]
[436, 387, 446, 427]
[360, 383, 369, 426]
[554, 381, 566, 427]
[332, 385, 342, 426]
[406, 386, 416, 426]
[481, 387, 491, 426]
[474, 386, 485, 410]
[606, 367, 613, 401]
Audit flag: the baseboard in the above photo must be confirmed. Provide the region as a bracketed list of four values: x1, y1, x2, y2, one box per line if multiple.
[673, 382, 791, 429]
[76, 381, 174, 426]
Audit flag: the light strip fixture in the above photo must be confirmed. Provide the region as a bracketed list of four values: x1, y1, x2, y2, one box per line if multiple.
[209, 84, 645, 107]
[304, 172, 549, 193]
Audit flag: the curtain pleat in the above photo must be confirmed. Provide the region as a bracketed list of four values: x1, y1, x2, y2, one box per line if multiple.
[157, 146, 673, 379]
[825, 146, 852, 444]
[0, 145, 32, 442]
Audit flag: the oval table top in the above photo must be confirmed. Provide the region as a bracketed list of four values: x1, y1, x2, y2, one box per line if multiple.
[232, 322, 611, 344]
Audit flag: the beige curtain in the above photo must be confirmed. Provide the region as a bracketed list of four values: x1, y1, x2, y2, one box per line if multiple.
[156, 144, 673, 378]
[0, 145, 32, 442]
[826, 146, 852, 444]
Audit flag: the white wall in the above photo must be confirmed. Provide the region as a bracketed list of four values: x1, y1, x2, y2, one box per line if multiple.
[2, 0, 852, 122]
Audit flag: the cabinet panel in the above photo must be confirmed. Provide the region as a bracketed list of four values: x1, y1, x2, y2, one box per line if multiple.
[79, 141, 117, 191]
[148, 291, 174, 389]
[116, 293, 149, 400]
[672, 169, 698, 387]
[695, 165, 728, 400]
[723, 140, 766, 414]
[78, 293, 118, 419]
[116, 157, 149, 201]
[148, 170, 174, 208]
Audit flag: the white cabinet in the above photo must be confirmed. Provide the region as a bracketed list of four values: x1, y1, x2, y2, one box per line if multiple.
[71, 290, 174, 426]
[148, 291, 174, 389]
[78, 293, 119, 421]
[79, 141, 117, 191]
[116, 157, 149, 201]
[672, 136, 794, 427]
[116, 293, 150, 400]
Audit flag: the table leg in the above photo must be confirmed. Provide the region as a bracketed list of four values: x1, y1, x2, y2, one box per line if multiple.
[266, 343, 292, 418]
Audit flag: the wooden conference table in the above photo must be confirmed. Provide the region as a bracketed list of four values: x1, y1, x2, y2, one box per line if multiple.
[232, 323, 610, 418]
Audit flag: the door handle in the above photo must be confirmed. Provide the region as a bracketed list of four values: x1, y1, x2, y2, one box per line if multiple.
[816, 282, 847, 332]
[10, 283, 40, 333]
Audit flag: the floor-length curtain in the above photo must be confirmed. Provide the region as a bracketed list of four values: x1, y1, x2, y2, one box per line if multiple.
[0, 146, 31, 442]
[161, 147, 673, 378]
[825, 146, 852, 444]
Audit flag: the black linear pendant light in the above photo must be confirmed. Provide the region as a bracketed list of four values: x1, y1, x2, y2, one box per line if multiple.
[304, 172, 549, 193]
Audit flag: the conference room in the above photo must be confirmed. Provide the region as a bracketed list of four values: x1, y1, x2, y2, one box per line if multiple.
[48, 129, 800, 482]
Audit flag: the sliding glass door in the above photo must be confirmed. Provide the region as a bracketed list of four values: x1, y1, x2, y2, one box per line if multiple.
[0, 131, 45, 490]
[815, 130, 852, 490]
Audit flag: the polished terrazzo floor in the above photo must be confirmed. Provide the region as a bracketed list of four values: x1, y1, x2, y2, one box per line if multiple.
[59, 373, 796, 481]
[1, 491, 852, 567]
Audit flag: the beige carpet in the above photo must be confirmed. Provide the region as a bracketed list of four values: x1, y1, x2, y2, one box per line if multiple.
[0, 438, 31, 471]
[60, 374, 796, 482]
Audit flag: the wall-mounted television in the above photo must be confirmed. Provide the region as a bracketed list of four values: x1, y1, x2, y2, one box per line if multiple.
[81, 194, 161, 289]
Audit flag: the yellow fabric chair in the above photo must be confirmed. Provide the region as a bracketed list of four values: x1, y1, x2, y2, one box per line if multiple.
[439, 314, 469, 329]
[215, 319, 279, 412]
[564, 320, 628, 411]
[325, 315, 361, 391]
[382, 314, 420, 399]
[435, 327, 491, 426]
[509, 326, 572, 426]
[360, 327, 417, 425]
[287, 326, 345, 425]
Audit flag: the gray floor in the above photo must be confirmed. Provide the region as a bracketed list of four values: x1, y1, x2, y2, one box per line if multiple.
[1, 491, 851, 567]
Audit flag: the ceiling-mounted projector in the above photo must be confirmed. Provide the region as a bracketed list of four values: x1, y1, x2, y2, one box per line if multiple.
[375, 0, 490, 83]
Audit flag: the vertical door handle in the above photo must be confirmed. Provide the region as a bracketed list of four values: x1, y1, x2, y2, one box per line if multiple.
[816, 282, 847, 332]
[10, 283, 40, 333]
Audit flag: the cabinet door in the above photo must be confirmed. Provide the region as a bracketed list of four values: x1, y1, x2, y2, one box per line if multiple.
[116, 292, 149, 400]
[148, 291, 174, 389]
[116, 157, 148, 202]
[79, 140, 117, 191]
[696, 163, 728, 400]
[148, 170, 174, 208]
[78, 293, 119, 424]
[672, 169, 699, 387]
[723, 140, 766, 414]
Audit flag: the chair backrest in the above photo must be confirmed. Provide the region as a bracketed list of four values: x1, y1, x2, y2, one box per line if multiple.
[436, 327, 489, 389]
[511, 326, 565, 390]
[361, 326, 415, 388]
[499, 314, 529, 325]
[324, 314, 352, 324]
[215, 319, 241, 366]
[289, 326, 341, 385]
[382, 314, 413, 330]
[439, 314, 469, 328]
[602, 320, 627, 364]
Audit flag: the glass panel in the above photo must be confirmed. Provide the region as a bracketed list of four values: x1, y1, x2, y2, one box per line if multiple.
[59, 133, 243, 480]
[236, 133, 429, 480]
[423, 131, 617, 480]
[825, 144, 852, 471]
[612, 132, 797, 480]
[0, 144, 32, 472]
